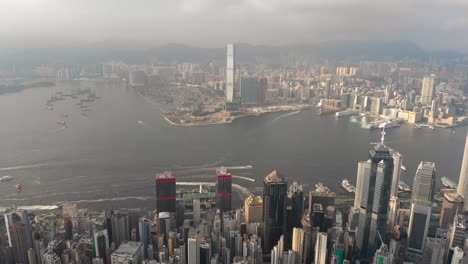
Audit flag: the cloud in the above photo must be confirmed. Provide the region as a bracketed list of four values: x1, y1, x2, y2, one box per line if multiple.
[0, 0, 466, 51]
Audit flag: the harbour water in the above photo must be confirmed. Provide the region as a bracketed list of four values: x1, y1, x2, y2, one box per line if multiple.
[0, 81, 466, 210]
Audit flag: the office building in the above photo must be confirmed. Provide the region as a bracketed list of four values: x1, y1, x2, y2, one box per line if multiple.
[449, 215, 466, 248]
[110, 241, 143, 264]
[93, 230, 109, 264]
[288, 182, 304, 229]
[421, 74, 436, 105]
[139, 218, 152, 258]
[408, 203, 432, 251]
[412, 161, 436, 203]
[244, 196, 263, 223]
[226, 44, 235, 103]
[291, 228, 304, 264]
[422, 238, 446, 264]
[315, 232, 327, 264]
[451, 247, 464, 264]
[373, 244, 390, 264]
[309, 191, 336, 215]
[188, 236, 200, 264]
[370, 97, 382, 115]
[240, 77, 266, 106]
[458, 131, 468, 211]
[193, 199, 201, 227]
[354, 131, 394, 257]
[216, 167, 232, 213]
[111, 212, 129, 247]
[9, 222, 29, 264]
[155, 171, 176, 214]
[263, 170, 288, 253]
[441, 192, 464, 229]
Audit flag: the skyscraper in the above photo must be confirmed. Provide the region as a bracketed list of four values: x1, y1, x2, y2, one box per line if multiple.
[139, 218, 152, 258]
[244, 196, 263, 223]
[388, 152, 402, 230]
[354, 130, 394, 257]
[216, 167, 232, 213]
[226, 44, 235, 103]
[240, 77, 267, 106]
[412, 161, 436, 203]
[457, 131, 468, 211]
[408, 203, 432, 251]
[93, 230, 109, 264]
[421, 74, 436, 105]
[440, 192, 464, 229]
[155, 171, 176, 214]
[291, 228, 304, 264]
[288, 182, 304, 229]
[263, 170, 287, 253]
[315, 232, 327, 264]
[9, 222, 29, 264]
[422, 238, 446, 264]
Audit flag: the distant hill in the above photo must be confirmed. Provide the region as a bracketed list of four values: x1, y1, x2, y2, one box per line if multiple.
[0, 41, 465, 67]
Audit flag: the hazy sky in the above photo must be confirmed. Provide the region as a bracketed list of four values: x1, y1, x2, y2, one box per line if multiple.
[1, 0, 467, 51]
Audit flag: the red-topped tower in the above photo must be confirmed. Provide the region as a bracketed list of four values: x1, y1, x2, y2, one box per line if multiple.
[155, 171, 176, 214]
[216, 167, 232, 213]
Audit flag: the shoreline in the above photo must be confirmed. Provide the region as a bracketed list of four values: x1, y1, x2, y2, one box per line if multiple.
[163, 105, 315, 127]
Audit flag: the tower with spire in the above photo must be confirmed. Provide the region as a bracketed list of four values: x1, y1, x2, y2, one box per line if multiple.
[354, 128, 395, 258]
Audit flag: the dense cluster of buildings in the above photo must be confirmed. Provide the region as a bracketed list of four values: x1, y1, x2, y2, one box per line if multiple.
[3, 130, 468, 264]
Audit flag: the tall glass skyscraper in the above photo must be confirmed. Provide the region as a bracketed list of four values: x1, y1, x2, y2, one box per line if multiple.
[354, 132, 394, 258]
[412, 161, 436, 203]
[155, 171, 176, 214]
[226, 44, 235, 103]
[263, 170, 287, 253]
[457, 131, 468, 211]
[216, 166, 232, 213]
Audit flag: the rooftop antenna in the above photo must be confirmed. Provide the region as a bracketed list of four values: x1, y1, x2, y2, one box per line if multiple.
[380, 127, 386, 146]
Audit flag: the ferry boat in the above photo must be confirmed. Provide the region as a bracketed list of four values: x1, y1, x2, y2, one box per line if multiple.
[16, 182, 22, 192]
[441, 177, 458, 189]
[341, 179, 356, 193]
[315, 182, 331, 193]
[378, 122, 400, 129]
[401, 165, 407, 171]
[398, 180, 411, 192]
[335, 110, 358, 117]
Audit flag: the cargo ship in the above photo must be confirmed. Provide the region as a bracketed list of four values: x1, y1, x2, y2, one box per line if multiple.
[441, 177, 458, 189]
[341, 179, 356, 193]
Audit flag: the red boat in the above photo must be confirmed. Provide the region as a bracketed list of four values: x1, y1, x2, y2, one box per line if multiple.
[15, 182, 22, 192]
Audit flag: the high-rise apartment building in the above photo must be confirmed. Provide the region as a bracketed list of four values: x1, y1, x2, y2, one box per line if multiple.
[421, 74, 437, 105]
[155, 171, 176, 214]
[263, 170, 287, 253]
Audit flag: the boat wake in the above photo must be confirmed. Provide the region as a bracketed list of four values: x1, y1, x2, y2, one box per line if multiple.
[0, 162, 60, 171]
[271, 110, 301, 122]
[0, 205, 59, 212]
[54, 196, 153, 204]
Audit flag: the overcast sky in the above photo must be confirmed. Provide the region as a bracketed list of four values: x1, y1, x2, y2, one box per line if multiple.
[1, 0, 467, 52]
